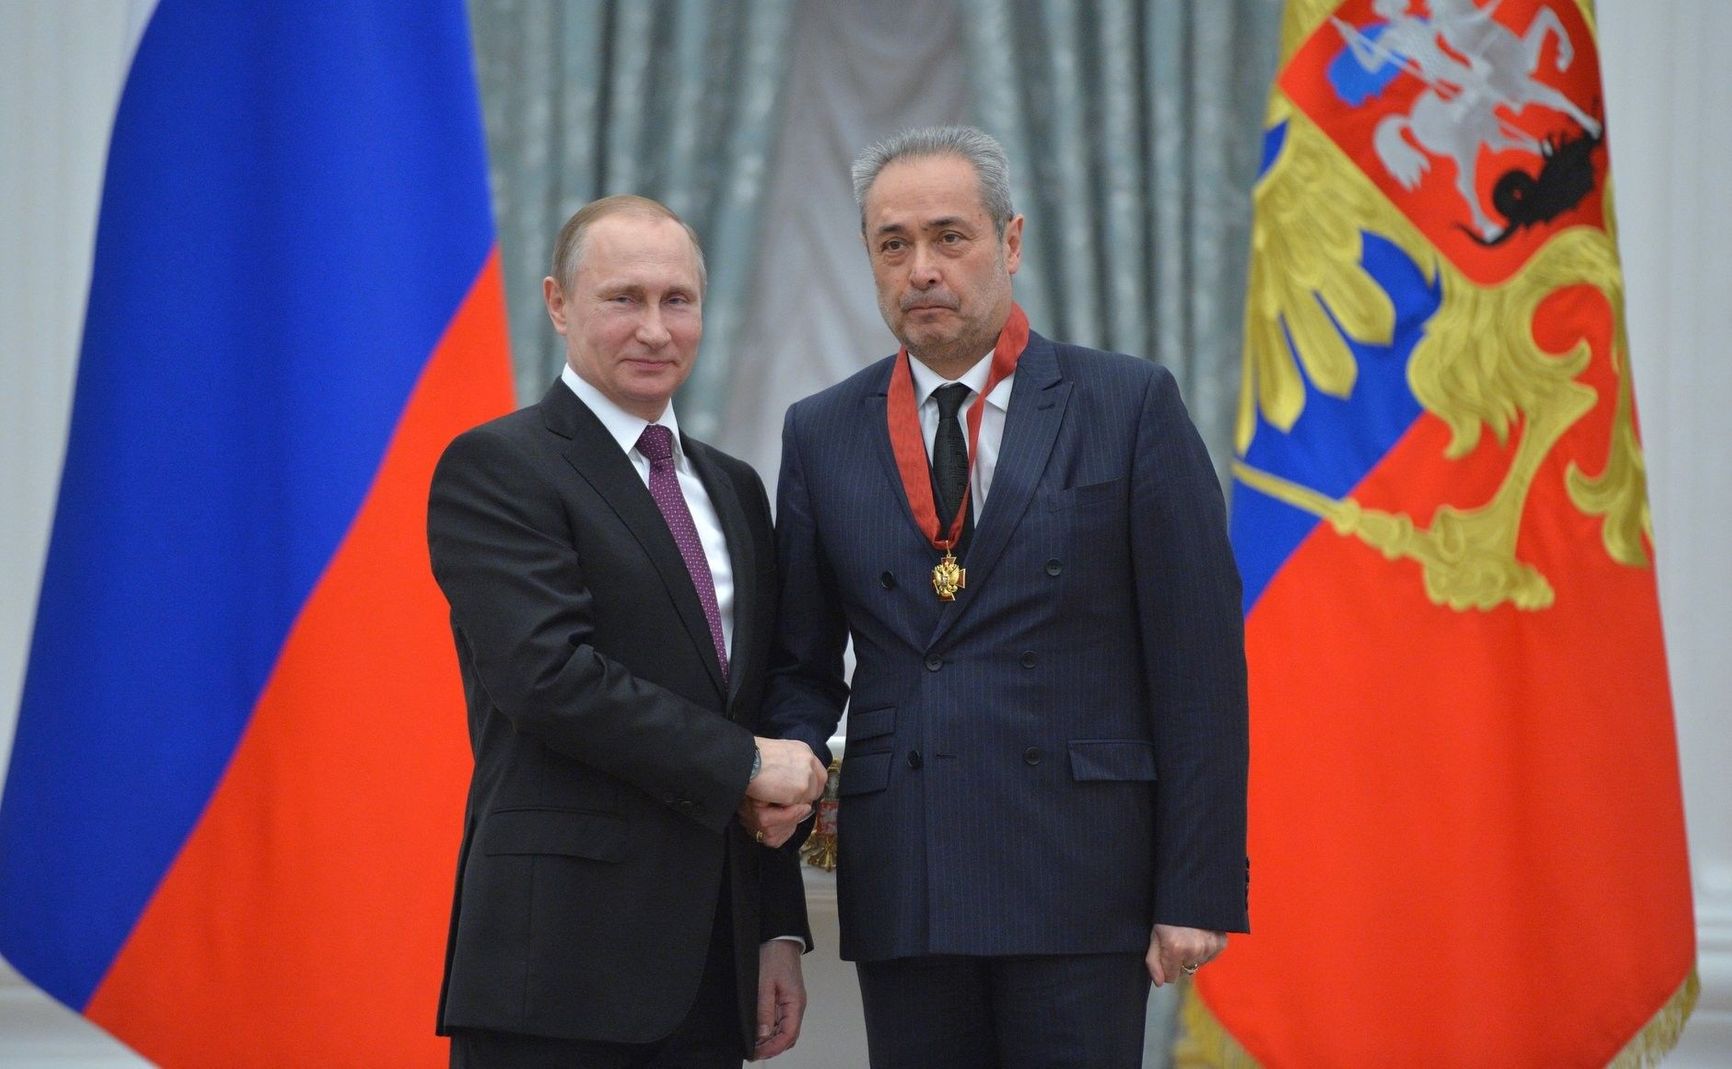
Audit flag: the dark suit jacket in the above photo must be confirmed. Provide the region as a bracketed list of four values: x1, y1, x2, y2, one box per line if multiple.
[428, 380, 809, 1046]
[766, 333, 1248, 963]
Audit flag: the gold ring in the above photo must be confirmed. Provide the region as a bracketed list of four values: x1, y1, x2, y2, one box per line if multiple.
[1181, 961, 1200, 975]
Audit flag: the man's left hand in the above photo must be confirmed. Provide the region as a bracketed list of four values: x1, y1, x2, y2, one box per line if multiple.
[1146, 923, 1227, 987]
[753, 939, 806, 1059]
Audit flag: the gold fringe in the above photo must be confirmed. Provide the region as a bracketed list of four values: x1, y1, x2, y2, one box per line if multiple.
[799, 758, 842, 872]
[799, 831, 837, 872]
[1608, 971, 1700, 1069]
[1172, 982, 1261, 1069]
[1173, 970, 1700, 1068]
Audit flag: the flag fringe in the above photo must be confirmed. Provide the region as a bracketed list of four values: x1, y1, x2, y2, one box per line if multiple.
[1172, 982, 1260, 1069]
[1173, 971, 1699, 1069]
[1608, 970, 1699, 1069]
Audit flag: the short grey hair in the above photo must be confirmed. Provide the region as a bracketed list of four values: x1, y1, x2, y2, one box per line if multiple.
[550, 194, 708, 295]
[850, 125, 1014, 236]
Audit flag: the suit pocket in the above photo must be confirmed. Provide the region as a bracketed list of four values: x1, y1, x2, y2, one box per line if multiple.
[1067, 739, 1158, 782]
[1046, 477, 1128, 512]
[840, 706, 895, 796]
[838, 752, 893, 797]
[844, 706, 895, 751]
[479, 807, 627, 861]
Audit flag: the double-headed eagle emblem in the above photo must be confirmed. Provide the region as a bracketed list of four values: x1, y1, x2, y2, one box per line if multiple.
[1236, 0, 1648, 612]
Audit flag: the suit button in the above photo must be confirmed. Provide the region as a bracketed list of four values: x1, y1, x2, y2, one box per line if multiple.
[1045, 558, 1063, 576]
[1019, 650, 1037, 668]
[1024, 747, 1042, 765]
[880, 571, 896, 590]
[907, 750, 923, 769]
[924, 654, 943, 672]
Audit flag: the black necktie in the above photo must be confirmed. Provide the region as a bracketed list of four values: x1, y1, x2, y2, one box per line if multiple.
[930, 383, 973, 542]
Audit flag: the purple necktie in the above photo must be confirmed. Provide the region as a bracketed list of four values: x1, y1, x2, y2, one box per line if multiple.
[636, 424, 729, 685]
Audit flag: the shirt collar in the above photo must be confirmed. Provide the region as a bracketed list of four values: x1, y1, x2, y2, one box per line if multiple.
[908, 348, 1012, 410]
[561, 364, 684, 459]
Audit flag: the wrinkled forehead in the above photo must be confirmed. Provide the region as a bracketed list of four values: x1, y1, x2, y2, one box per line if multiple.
[863, 154, 990, 231]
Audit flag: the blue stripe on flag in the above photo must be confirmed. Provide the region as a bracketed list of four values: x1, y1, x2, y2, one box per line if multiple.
[1231, 232, 1440, 613]
[0, 0, 494, 1007]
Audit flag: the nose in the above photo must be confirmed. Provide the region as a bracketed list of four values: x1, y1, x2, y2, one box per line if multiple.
[635, 306, 671, 347]
[908, 244, 942, 289]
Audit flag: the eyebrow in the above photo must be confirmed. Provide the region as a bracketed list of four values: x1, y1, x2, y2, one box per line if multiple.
[872, 215, 971, 238]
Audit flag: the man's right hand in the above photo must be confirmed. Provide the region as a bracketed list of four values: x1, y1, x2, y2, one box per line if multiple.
[738, 798, 812, 849]
[747, 738, 827, 806]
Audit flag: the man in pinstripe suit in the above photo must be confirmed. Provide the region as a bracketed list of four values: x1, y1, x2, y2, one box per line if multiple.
[764, 127, 1249, 1066]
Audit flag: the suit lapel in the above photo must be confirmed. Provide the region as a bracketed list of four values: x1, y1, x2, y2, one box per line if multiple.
[541, 384, 728, 701]
[685, 437, 753, 713]
[864, 357, 931, 548]
[930, 334, 1071, 646]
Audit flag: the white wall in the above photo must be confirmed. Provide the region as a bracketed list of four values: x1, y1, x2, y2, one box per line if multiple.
[0, 7, 158, 1064]
[0, 1, 1726, 1065]
[1597, 1, 1732, 1059]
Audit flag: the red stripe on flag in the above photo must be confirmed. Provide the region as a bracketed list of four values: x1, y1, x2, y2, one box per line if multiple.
[1202, 282, 1694, 1064]
[85, 252, 512, 1067]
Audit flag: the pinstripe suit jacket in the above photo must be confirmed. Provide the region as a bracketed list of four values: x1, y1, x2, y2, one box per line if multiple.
[766, 332, 1248, 962]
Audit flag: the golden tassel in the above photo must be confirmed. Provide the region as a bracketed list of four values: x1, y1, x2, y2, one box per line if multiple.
[799, 757, 842, 872]
[1172, 969, 1700, 1068]
[1608, 970, 1700, 1069]
[1172, 981, 1261, 1069]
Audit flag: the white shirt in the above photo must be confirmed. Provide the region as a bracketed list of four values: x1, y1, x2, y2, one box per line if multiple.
[907, 350, 1015, 516]
[561, 365, 733, 658]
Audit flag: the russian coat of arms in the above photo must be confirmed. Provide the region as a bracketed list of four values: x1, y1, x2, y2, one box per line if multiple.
[1235, 0, 1649, 612]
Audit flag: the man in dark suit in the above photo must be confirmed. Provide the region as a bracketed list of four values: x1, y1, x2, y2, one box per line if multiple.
[428, 195, 827, 1067]
[765, 127, 1250, 1066]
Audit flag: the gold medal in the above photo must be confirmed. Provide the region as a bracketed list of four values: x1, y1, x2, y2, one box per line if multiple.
[931, 546, 966, 601]
[885, 305, 1029, 604]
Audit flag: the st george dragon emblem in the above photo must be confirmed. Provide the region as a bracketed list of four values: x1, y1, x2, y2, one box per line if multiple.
[1235, 0, 1650, 612]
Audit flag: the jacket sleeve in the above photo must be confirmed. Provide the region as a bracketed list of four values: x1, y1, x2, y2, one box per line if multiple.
[1129, 367, 1251, 933]
[760, 403, 851, 763]
[756, 840, 815, 950]
[427, 425, 755, 833]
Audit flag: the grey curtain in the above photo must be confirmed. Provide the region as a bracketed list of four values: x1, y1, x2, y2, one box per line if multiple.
[963, 0, 1283, 484]
[467, 0, 794, 437]
[461, 2, 1282, 1066]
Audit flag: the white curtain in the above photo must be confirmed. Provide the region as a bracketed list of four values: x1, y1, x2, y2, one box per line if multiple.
[1599, 1, 1732, 1056]
[716, 0, 970, 483]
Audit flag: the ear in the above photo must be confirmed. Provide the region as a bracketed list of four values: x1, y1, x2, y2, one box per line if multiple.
[542, 276, 569, 335]
[1003, 214, 1025, 276]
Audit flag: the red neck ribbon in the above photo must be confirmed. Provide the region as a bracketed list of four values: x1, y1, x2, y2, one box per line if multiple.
[885, 302, 1030, 551]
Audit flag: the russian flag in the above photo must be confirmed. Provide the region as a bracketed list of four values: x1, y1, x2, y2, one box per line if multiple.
[1185, 2, 1697, 1065]
[0, 2, 512, 1064]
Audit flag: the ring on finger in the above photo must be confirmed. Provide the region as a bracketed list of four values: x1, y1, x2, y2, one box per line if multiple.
[1181, 961, 1200, 975]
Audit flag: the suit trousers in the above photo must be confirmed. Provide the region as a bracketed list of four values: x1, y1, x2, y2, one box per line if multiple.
[449, 881, 743, 1069]
[855, 952, 1150, 1068]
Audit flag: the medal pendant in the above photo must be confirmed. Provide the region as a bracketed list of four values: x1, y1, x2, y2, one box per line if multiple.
[931, 548, 966, 602]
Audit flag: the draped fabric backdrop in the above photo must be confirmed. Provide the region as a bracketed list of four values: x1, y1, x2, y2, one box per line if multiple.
[964, 0, 1282, 478]
[468, 0, 1278, 487]
[1, 1, 1729, 1066]
[467, 0, 795, 435]
[465, 3, 1279, 1062]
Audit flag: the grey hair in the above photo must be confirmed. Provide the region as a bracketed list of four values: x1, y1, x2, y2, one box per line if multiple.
[550, 194, 708, 295]
[850, 126, 1014, 236]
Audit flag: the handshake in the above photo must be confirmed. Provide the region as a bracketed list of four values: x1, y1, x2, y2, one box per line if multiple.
[739, 737, 828, 848]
